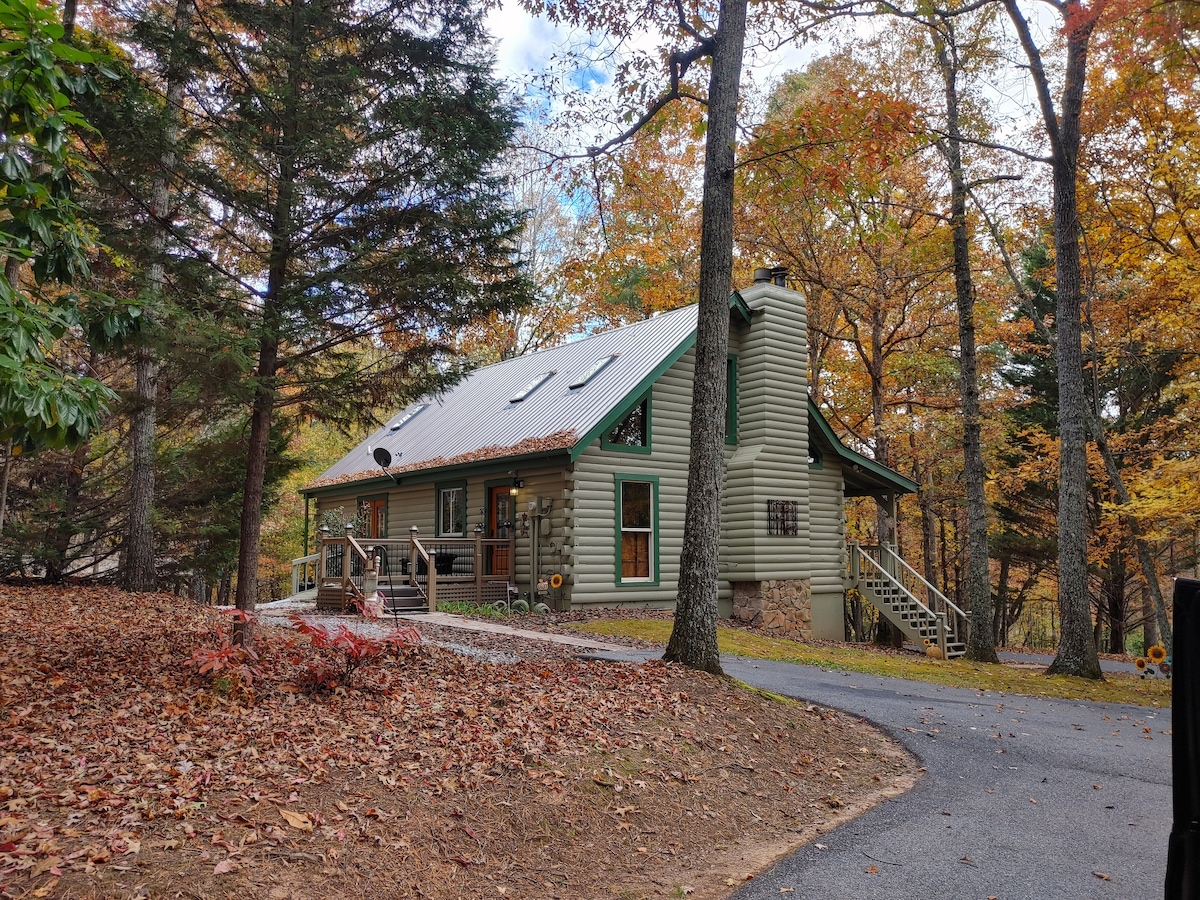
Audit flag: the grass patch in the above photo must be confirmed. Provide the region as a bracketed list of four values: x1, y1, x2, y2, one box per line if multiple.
[568, 619, 1172, 708]
[436, 600, 508, 619]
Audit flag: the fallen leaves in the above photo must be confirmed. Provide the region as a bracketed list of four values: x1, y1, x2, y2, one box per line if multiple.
[0, 585, 917, 899]
[280, 810, 314, 832]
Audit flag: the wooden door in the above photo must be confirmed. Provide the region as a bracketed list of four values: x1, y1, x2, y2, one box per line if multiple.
[487, 485, 513, 577]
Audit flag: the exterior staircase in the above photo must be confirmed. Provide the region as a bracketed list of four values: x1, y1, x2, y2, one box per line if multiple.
[848, 542, 967, 659]
[379, 581, 427, 614]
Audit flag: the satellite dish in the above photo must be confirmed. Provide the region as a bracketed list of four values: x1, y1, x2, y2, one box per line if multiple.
[373, 447, 393, 469]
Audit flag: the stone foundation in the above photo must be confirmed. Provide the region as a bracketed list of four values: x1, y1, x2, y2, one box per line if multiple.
[732, 579, 813, 641]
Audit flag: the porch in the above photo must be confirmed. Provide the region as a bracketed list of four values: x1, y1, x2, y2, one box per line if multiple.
[290, 526, 517, 614]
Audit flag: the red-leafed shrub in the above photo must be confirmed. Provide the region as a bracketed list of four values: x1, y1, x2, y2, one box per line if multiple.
[289, 615, 420, 690]
[189, 608, 262, 692]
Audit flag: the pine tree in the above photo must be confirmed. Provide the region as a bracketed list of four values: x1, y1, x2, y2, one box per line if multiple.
[171, 0, 531, 622]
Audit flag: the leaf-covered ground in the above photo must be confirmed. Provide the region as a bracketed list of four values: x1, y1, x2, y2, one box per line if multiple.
[0, 586, 918, 899]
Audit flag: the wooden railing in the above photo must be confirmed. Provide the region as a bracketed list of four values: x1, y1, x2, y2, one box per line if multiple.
[304, 530, 515, 612]
[291, 552, 319, 596]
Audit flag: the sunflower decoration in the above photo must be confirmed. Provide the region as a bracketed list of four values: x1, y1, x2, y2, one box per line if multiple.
[549, 573, 563, 589]
[923, 638, 932, 647]
[1134, 645, 1172, 678]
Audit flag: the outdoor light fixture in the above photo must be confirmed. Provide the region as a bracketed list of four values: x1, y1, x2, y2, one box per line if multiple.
[510, 477, 523, 496]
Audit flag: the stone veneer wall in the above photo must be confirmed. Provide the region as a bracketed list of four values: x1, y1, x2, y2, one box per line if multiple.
[731, 579, 813, 641]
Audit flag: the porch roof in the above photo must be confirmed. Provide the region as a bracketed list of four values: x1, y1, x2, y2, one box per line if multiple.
[807, 399, 919, 497]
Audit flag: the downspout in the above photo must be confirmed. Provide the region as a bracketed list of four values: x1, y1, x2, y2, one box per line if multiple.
[532, 510, 540, 606]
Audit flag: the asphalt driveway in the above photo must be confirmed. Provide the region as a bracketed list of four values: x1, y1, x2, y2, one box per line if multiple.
[721, 657, 1171, 900]
[594, 648, 1172, 900]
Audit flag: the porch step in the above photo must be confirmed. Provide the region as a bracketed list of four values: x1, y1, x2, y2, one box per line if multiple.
[380, 583, 427, 613]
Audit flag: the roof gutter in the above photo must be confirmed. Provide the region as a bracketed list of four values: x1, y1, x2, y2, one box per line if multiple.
[303, 449, 574, 499]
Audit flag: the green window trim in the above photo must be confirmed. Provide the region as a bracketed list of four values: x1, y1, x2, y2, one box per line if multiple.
[613, 473, 660, 587]
[356, 492, 389, 538]
[601, 391, 653, 455]
[725, 353, 738, 445]
[434, 479, 468, 536]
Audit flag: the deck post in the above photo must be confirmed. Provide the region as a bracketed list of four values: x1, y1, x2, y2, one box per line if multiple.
[474, 524, 484, 603]
[342, 523, 354, 608]
[849, 541, 861, 587]
[936, 612, 948, 659]
[409, 526, 419, 588]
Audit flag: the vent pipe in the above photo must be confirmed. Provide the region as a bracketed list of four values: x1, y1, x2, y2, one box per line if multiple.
[752, 265, 790, 286]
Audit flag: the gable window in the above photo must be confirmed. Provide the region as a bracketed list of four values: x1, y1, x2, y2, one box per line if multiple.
[808, 444, 823, 468]
[436, 483, 466, 536]
[615, 475, 658, 584]
[602, 393, 650, 452]
[725, 354, 738, 445]
[358, 495, 387, 538]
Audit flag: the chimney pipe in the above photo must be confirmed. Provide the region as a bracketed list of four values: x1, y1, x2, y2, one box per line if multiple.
[753, 265, 790, 286]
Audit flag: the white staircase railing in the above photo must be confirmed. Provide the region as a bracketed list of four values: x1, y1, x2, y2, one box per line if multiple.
[848, 542, 967, 657]
[876, 544, 969, 648]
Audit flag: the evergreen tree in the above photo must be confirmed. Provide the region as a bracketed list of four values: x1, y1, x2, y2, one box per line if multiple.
[170, 0, 531, 621]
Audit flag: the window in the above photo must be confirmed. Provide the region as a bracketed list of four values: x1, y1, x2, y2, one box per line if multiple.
[510, 371, 556, 403]
[615, 475, 658, 584]
[569, 354, 618, 390]
[358, 495, 387, 538]
[808, 444, 823, 468]
[437, 483, 466, 536]
[602, 394, 650, 452]
[725, 354, 738, 444]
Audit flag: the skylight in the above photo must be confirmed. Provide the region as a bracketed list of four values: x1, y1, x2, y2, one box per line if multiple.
[569, 354, 619, 390]
[510, 371, 556, 403]
[388, 404, 428, 431]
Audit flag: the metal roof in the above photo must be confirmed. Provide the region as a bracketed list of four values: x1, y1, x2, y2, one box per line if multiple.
[307, 305, 700, 491]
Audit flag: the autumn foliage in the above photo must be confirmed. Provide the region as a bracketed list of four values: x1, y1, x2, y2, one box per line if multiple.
[288, 615, 421, 690]
[0, 585, 912, 898]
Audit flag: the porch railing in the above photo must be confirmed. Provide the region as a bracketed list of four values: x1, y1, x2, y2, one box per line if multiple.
[291, 552, 319, 597]
[301, 529, 515, 612]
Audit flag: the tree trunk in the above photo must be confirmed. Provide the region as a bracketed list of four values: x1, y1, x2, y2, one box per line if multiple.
[934, 33, 997, 663]
[994, 555, 1011, 646]
[663, 0, 748, 675]
[1103, 546, 1125, 654]
[125, 348, 159, 590]
[1142, 585, 1160, 651]
[1005, 0, 1102, 679]
[0, 439, 13, 542]
[124, 0, 194, 593]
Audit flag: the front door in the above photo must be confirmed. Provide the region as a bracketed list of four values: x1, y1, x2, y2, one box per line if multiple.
[486, 485, 513, 577]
